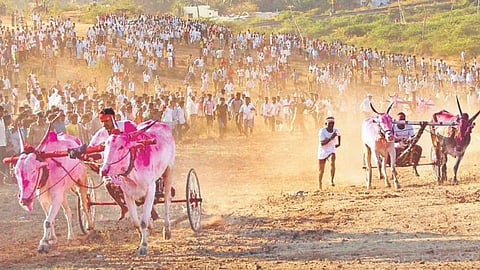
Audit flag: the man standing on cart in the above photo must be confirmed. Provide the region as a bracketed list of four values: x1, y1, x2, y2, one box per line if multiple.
[393, 112, 423, 176]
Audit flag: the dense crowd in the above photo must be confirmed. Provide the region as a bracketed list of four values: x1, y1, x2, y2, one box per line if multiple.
[0, 10, 479, 183]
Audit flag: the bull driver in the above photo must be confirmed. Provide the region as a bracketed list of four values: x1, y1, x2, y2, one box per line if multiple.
[393, 112, 423, 177]
[71, 108, 161, 221]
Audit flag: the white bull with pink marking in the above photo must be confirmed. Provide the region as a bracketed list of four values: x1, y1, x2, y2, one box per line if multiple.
[14, 132, 92, 253]
[362, 103, 400, 189]
[100, 120, 175, 256]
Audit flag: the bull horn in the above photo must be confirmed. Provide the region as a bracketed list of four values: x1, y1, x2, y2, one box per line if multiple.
[112, 115, 119, 129]
[469, 109, 480, 123]
[386, 103, 394, 114]
[456, 96, 463, 116]
[18, 126, 25, 153]
[370, 103, 380, 114]
[35, 113, 58, 151]
[128, 120, 157, 139]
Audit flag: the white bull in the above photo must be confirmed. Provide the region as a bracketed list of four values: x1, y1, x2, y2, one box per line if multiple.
[14, 132, 92, 253]
[100, 120, 175, 256]
[362, 103, 400, 189]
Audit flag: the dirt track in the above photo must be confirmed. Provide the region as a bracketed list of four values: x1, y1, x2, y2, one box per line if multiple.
[2, 116, 480, 269]
[1, 12, 480, 269]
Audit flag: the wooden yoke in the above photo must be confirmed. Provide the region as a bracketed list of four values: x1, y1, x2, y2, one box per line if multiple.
[3, 139, 156, 165]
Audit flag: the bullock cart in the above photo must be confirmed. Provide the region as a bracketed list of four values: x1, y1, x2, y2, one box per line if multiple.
[362, 120, 458, 173]
[3, 143, 203, 234]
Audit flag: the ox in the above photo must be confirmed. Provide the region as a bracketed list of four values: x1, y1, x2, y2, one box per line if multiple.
[362, 103, 400, 189]
[430, 97, 480, 184]
[100, 120, 175, 256]
[14, 131, 92, 253]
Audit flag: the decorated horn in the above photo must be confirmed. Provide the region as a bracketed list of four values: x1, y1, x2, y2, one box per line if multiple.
[36, 113, 58, 151]
[386, 103, 394, 115]
[128, 120, 157, 139]
[112, 114, 119, 129]
[456, 96, 463, 116]
[469, 109, 480, 123]
[370, 103, 380, 114]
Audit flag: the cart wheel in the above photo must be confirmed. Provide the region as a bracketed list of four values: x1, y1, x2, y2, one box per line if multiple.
[78, 175, 96, 235]
[430, 147, 440, 183]
[186, 168, 202, 232]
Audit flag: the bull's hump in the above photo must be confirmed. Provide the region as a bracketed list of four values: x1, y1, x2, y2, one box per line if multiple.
[45, 131, 59, 142]
[434, 110, 458, 122]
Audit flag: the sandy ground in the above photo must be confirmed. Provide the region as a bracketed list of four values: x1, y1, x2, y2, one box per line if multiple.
[2, 115, 480, 269]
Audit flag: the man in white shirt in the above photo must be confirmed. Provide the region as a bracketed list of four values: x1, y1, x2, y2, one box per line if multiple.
[360, 93, 373, 118]
[318, 116, 341, 189]
[175, 100, 189, 141]
[0, 106, 8, 182]
[239, 96, 256, 137]
[393, 112, 422, 176]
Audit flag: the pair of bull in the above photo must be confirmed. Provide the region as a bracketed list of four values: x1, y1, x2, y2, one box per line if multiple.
[11, 120, 174, 256]
[362, 97, 480, 189]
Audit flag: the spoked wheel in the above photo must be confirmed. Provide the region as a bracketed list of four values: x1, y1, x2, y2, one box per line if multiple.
[78, 175, 96, 235]
[186, 168, 202, 232]
[430, 147, 441, 183]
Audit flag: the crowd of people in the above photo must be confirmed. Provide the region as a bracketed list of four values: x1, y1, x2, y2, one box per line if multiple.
[0, 10, 478, 186]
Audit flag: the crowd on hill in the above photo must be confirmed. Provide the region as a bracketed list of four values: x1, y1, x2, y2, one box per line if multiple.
[0, 11, 479, 183]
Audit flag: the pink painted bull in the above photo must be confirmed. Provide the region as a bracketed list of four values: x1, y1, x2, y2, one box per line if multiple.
[100, 120, 175, 256]
[362, 103, 400, 189]
[14, 131, 92, 253]
[431, 97, 480, 184]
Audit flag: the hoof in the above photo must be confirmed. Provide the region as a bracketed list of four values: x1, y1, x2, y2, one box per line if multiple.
[148, 221, 155, 230]
[138, 245, 148, 256]
[38, 243, 50, 254]
[163, 227, 171, 240]
[394, 182, 401, 190]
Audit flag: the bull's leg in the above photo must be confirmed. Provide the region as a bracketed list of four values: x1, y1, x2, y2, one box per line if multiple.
[382, 161, 391, 188]
[124, 195, 141, 231]
[452, 155, 464, 185]
[38, 196, 51, 253]
[61, 192, 74, 241]
[78, 175, 94, 230]
[38, 195, 62, 253]
[389, 151, 400, 189]
[364, 148, 373, 189]
[138, 183, 156, 256]
[78, 186, 94, 230]
[441, 155, 448, 183]
[413, 165, 420, 177]
[392, 167, 400, 189]
[377, 158, 384, 180]
[163, 167, 173, 240]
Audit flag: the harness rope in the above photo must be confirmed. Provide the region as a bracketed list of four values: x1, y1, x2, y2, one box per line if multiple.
[25, 158, 82, 201]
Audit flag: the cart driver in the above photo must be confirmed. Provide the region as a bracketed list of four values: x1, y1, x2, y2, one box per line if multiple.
[69, 108, 162, 221]
[393, 112, 423, 176]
